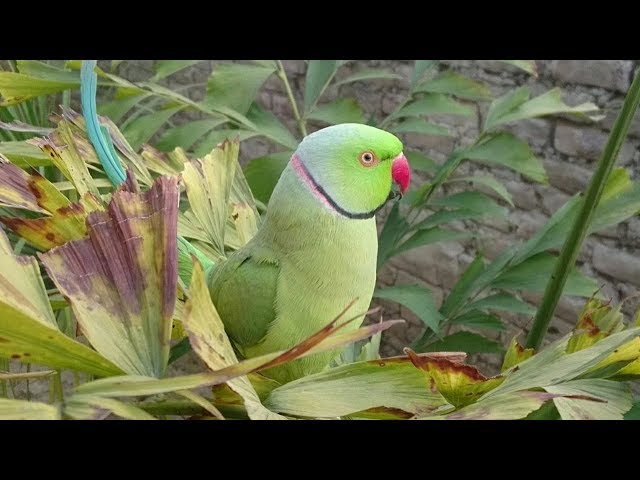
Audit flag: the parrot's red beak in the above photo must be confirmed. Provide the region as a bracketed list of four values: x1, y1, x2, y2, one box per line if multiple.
[391, 152, 410, 195]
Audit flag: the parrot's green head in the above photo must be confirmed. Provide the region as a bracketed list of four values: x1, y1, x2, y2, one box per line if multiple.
[292, 123, 410, 219]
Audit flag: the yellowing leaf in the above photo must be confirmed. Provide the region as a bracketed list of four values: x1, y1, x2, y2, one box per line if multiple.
[28, 121, 100, 197]
[419, 391, 556, 420]
[501, 337, 535, 372]
[182, 140, 239, 258]
[0, 228, 57, 329]
[227, 203, 259, 248]
[0, 230, 122, 377]
[264, 355, 449, 418]
[1, 193, 104, 251]
[567, 298, 625, 354]
[0, 154, 70, 214]
[406, 348, 504, 407]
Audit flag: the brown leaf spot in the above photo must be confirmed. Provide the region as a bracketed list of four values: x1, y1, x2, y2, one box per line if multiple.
[579, 316, 601, 337]
[46, 232, 56, 242]
[407, 349, 488, 382]
[0, 337, 9, 343]
[11, 354, 21, 359]
[0, 217, 27, 229]
[23, 353, 30, 357]
[58, 203, 85, 215]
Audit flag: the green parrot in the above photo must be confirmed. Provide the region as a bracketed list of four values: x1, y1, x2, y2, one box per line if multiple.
[208, 123, 410, 383]
[80, 61, 410, 384]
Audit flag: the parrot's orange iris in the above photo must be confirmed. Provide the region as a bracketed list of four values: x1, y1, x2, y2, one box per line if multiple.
[359, 150, 379, 167]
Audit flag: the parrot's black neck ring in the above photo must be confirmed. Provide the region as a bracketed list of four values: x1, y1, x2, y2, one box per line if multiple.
[292, 155, 389, 220]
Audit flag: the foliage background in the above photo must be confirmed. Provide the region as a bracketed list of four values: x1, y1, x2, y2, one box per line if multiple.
[1, 60, 639, 413]
[112, 60, 640, 373]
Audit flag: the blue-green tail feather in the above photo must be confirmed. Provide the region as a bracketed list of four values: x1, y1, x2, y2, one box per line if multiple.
[80, 60, 215, 286]
[80, 60, 127, 186]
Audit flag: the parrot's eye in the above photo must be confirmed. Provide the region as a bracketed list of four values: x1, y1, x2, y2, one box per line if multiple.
[359, 151, 378, 167]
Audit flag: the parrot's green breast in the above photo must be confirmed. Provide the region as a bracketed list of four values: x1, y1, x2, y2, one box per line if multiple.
[210, 165, 378, 383]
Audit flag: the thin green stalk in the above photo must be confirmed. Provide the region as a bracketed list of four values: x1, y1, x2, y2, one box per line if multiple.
[276, 61, 307, 138]
[0, 358, 8, 398]
[525, 68, 640, 350]
[25, 364, 31, 401]
[53, 371, 64, 402]
[48, 375, 55, 404]
[8, 377, 15, 398]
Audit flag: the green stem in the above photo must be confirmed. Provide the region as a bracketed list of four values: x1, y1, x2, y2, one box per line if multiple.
[8, 376, 15, 398]
[276, 61, 307, 138]
[48, 376, 55, 404]
[525, 68, 640, 350]
[25, 364, 31, 401]
[54, 371, 64, 403]
[0, 358, 8, 398]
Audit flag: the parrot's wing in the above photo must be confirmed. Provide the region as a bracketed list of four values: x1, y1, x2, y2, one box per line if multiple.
[210, 248, 279, 349]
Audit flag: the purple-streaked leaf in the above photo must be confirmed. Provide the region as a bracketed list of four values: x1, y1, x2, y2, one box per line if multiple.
[40, 175, 180, 377]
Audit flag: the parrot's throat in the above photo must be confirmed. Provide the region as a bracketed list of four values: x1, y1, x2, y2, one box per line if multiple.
[291, 154, 387, 220]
